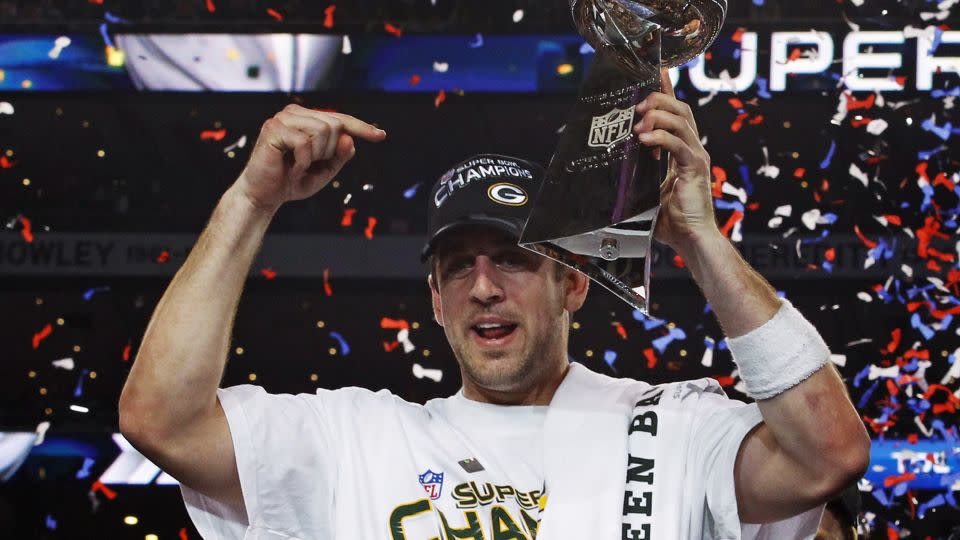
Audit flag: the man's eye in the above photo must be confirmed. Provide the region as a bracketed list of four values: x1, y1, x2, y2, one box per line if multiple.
[497, 253, 530, 269]
[445, 259, 472, 274]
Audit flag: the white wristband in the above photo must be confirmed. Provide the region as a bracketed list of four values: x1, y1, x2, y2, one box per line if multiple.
[725, 298, 830, 400]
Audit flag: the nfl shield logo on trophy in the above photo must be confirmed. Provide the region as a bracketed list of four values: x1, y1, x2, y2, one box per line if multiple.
[418, 470, 444, 500]
[588, 106, 635, 148]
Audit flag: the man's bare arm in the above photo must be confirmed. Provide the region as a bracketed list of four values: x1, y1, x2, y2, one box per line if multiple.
[678, 230, 871, 523]
[118, 105, 386, 512]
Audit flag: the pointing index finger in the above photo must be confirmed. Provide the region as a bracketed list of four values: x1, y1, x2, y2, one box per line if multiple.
[327, 111, 387, 142]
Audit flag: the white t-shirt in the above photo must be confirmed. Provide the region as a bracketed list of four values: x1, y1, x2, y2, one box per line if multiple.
[180, 369, 822, 539]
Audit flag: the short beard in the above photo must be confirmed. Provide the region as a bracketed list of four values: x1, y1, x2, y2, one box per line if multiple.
[451, 314, 560, 395]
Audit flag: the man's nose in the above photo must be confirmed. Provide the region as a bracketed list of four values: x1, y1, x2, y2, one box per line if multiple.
[469, 257, 505, 304]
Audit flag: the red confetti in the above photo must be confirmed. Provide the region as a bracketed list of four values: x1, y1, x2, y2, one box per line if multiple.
[205, 0, 215, 13]
[410, 74, 422, 86]
[612, 322, 627, 340]
[0, 155, 16, 168]
[435, 89, 447, 108]
[179, 528, 189, 540]
[730, 112, 749, 132]
[711, 165, 727, 198]
[882, 328, 901, 354]
[122, 341, 131, 362]
[672, 254, 686, 268]
[884, 214, 902, 226]
[340, 208, 356, 227]
[323, 5, 336, 28]
[846, 93, 876, 111]
[748, 114, 764, 125]
[883, 472, 916, 488]
[714, 375, 735, 387]
[156, 250, 170, 264]
[381, 317, 410, 330]
[719, 210, 744, 238]
[907, 433, 919, 444]
[787, 48, 803, 62]
[323, 268, 333, 296]
[728, 97, 744, 109]
[200, 129, 226, 141]
[824, 248, 836, 262]
[260, 268, 277, 279]
[364, 216, 377, 239]
[643, 347, 657, 369]
[266, 8, 283, 21]
[853, 225, 878, 249]
[731, 27, 746, 43]
[88, 0, 103, 4]
[851, 117, 873, 128]
[18, 215, 33, 243]
[91, 480, 117, 500]
[32, 324, 53, 349]
[793, 167, 805, 178]
[383, 341, 401, 352]
[384, 22, 403, 37]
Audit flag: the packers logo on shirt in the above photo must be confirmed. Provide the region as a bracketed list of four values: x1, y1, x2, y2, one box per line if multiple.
[487, 183, 528, 206]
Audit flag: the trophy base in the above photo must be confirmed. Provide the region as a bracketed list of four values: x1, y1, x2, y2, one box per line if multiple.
[520, 206, 658, 314]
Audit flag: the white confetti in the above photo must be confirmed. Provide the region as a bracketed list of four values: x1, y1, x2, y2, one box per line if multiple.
[721, 181, 747, 203]
[433, 61, 449, 73]
[34, 421, 51, 446]
[513, 9, 524, 23]
[901, 264, 914, 278]
[866, 118, 889, 135]
[413, 363, 443, 382]
[397, 328, 415, 353]
[801, 208, 822, 230]
[849, 163, 870, 187]
[341, 35, 352, 55]
[48, 36, 71, 59]
[829, 354, 847, 367]
[856, 291, 873, 302]
[774, 204, 792, 217]
[224, 135, 247, 153]
[0, 101, 14, 115]
[52, 357, 75, 370]
[69, 404, 90, 414]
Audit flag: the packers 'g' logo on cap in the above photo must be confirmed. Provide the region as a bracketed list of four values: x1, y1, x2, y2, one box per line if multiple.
[487, 183, 527, 206]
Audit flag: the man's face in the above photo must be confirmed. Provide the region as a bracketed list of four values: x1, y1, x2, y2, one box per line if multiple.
[429, 226, 587, 397]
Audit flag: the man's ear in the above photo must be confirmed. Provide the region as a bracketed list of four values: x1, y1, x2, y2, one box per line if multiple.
[428, 273, 444, 327]
[562, 267, 590, 313]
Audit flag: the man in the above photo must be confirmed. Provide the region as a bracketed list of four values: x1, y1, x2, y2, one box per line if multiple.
[118, 68, 870, 538]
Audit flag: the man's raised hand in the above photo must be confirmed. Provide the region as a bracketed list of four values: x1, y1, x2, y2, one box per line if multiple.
[236, 104, 387, 212]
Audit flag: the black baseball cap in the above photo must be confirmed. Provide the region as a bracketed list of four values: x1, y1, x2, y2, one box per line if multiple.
[420, 153, 545, 262]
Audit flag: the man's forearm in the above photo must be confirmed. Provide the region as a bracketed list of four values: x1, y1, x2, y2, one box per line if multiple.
[119, 185, 277, 435]
[677, 229, 870, 483]
[675, 229, 779, 338]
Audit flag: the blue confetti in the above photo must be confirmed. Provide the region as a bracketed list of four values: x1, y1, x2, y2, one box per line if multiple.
[76, 457, 94, 480]
[737, 163, 754, 195]
[329, 331, 350, 356]
[921, 116, 953, 141]
[917, 494, 945, 519]
[820, 140, 836, 169]
[98, 23, 114, 49]
[652, 326, 686, 354]
[73, 369, 89, 398]
[83, 286, 110, 301]
[579, 41, 595, 55]
[403, 183, 422, 199]
[468, 33, 484, 48]
[756, 77, 771, 99]
[45, 514, 57, 530]
[603, 349, 618, 369]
